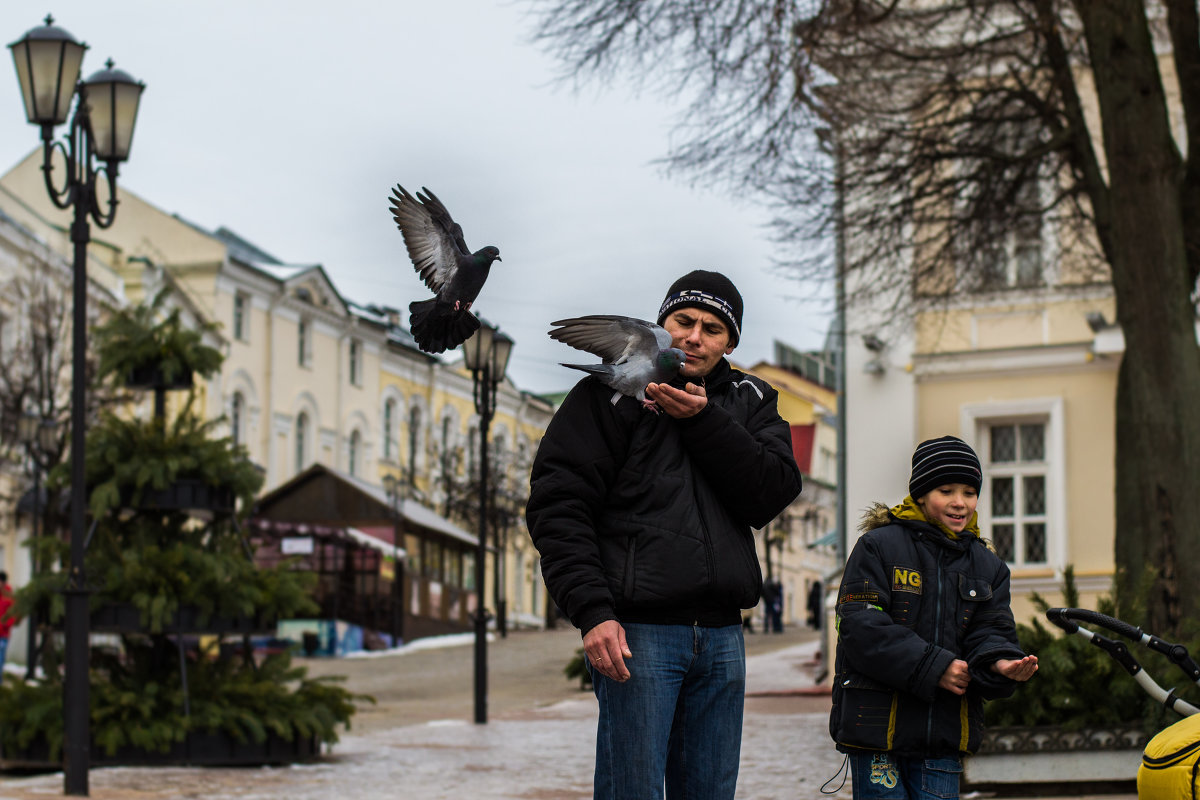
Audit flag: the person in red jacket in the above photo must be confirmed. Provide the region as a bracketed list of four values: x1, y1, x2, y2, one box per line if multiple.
[0, 571, 17, 676]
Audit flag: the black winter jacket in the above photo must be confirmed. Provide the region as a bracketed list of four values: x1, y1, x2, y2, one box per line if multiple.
[829, 508, 1026, 757]
[527, 359, 802, 636]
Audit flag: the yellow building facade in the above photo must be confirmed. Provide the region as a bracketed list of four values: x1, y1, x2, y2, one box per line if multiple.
[738, 355, 840, 632]
[0, 151, 553, 645]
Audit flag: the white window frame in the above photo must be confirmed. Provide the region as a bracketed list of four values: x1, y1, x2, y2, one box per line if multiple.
[960, 397, 1066, 571]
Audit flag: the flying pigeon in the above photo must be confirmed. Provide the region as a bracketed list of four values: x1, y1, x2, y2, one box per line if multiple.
[389, 184, 501, 354]
[549, 315, 687, 409]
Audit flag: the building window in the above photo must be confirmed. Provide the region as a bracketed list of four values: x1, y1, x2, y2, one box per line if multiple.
[407, 406, 421, 485]
[963, 398, 1065, 573]
[298, 318, 311, 367]
[425, 539, 444, 582]
[463, 550, 476, 591]
[295, 412, 309, 474]
[974, 173, 1044, 291]
[466, 423, 479, 476]
[231, 391, 244, 446]
[348, 430, 361, 477]
[383, 399, 396, 462]
[985, 422, 1048, 566]
[445, 548, 463, 588]
[233, 292, 249, 341]
[349, 339, 362, 386]
[514, 552, 526, 613]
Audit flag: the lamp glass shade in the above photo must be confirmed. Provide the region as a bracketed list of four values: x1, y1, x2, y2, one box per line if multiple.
[83, 63, 144, 161]
[462, 323, 495, 373]
[9, 20, 86, 127]
[490, 332, 514, 383]
[17, 412, 38, 445]
[382, 472, 397, 498]
[38, 419, 59, 453]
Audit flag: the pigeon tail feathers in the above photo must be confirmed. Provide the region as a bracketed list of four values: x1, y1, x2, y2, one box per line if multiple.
[408, 298, 481, 354]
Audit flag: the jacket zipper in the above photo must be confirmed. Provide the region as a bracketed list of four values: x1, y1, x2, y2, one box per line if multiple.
[928, 546, 944, 748]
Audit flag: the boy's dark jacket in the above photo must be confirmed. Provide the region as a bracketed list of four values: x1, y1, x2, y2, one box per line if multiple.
[830, 504, 1026, 757]
[527, 359, 802, 636]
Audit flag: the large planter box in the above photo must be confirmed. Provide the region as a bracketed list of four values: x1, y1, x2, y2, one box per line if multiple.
[0, 730, 320, 770]
[90, 603, 275, 635]
[964, 725, 1146, 793]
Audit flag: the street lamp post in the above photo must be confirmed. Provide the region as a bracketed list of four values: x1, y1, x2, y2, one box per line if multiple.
[17, 412, 61, 681]
[381, 473, 406, 647]
[9, 16, 145, 797]
[462, 322, 513, 725]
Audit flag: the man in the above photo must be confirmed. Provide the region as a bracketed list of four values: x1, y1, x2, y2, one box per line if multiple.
[0, 571, 15, 676]
[528, 270, 802, 800]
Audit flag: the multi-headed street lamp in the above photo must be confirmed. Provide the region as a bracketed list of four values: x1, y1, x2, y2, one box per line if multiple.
[17, 411, 61, 681]
[9, 15, 145, 797]
[462, 322, 513, 725]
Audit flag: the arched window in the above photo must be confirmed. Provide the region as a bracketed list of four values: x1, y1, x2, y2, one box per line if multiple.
[231, 392, 244, 446]
[295, 412, 309, 474]
[383, 399, 396, 462]
[349, 430, 361, 477]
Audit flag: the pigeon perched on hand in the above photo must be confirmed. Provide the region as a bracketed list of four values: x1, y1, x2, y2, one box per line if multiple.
[389, 184, 501, 354]
[549, 315, 687, 410]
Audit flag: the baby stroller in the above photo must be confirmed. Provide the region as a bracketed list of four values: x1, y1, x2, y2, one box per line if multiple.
[1047, 607, 1200, 798]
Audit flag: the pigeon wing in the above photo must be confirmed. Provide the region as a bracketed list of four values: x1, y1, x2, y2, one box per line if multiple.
[389, 184, 470, 294]
[548, 315, 670, 365]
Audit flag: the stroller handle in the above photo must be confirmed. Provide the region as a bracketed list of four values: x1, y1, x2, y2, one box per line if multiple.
[1047, 607, 1143, 641]
[1047, 607, 1200, 683]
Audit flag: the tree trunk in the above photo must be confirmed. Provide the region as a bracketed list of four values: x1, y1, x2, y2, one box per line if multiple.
[1080, 1, 1200, 636]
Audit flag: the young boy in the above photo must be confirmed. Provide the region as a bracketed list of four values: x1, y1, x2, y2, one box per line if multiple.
[829, 435, 1038, 799]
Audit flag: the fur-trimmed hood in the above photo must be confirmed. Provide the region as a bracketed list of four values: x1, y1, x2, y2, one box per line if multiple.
[858, 502, 893, 534]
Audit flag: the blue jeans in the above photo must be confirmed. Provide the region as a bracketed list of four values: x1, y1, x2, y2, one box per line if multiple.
[849, 752, 962, 799]
[589, 623, 745, 800]
[0, 636, 8, 676]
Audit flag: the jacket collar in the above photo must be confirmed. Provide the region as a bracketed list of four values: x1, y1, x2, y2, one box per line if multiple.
[669, 357, 735, 392]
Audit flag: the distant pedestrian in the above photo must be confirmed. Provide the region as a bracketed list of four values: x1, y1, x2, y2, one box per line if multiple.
[0, 571, 17, 676]
[529, 270, 803, 800]
[807, 579, 823, 631]
[762, 578, 784, 633]
[829, 436, 1038, 799]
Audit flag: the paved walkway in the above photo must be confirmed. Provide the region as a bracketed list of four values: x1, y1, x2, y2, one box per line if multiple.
[0, 628, 1138, 799]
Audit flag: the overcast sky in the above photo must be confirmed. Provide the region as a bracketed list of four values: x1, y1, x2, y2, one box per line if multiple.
[0, 1, 832, 394]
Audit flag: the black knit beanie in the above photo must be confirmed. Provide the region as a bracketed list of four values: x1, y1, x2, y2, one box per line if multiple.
[908, 436, 983, 500]
[656, 269, 743, 346]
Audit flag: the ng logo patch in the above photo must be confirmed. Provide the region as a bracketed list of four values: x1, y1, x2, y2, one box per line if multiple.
[892, 566, 923, 594]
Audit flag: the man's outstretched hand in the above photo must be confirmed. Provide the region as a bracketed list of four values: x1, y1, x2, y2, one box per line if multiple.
[645, 381, 707, 418]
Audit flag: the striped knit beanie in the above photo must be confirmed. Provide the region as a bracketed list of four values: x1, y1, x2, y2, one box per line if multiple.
[909, 436, 982, 500]
[657, 270, 743, 346]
